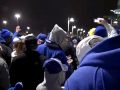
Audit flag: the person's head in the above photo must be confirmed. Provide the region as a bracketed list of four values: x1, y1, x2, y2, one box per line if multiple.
[94, 26, 108, 38]
[49, 24, 67, 46]
[13, 36, 26, 54]
[88, 26, 108, 38]
[1, 29, 13, 45]
[88, 28, 96, 36]
[16, 25, 27, 36]
[25, 35, 37, 51]
[37, 33, 47, 45]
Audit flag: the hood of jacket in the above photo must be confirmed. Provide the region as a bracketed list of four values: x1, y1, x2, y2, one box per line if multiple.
[76, 35, 104, 63]
[48, 24, 67, 46]
[80, 35, 120, 70]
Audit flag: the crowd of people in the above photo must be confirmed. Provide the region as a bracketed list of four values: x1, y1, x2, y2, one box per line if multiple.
[0, 18, 120, 90]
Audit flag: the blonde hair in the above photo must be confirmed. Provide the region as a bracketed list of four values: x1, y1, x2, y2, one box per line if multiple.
[88, 28, 96, 36]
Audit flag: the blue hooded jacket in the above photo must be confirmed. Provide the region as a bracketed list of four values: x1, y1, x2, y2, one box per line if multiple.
[65, 35, 120, 90]
[37, 24, 68, 65]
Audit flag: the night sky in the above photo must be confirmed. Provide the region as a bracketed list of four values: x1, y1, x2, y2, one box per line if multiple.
[0, 0, 118, 35]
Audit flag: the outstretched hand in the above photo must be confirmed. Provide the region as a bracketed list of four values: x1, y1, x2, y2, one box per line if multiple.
[94, 18, 107, 25]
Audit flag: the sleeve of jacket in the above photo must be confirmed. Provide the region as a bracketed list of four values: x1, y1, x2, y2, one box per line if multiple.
[103, 23, 118, 37]
[13, 32, 21, 39]
[0, 59, 10, 90]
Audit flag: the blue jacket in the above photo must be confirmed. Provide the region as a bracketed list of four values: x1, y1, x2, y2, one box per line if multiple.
[65, 35, 120, 90]
[37, 40, 68, 65]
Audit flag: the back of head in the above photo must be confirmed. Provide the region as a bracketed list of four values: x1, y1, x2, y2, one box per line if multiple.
[1, 29, 13, 39]
[76, 35, 104, 63]
[37, 33, 47, 44]
[37, 33, 47, 41]
[43, 58, 62, 74]
[49, 24, 67, 45]
[13, 37, 26, 54]
[88, 28, 96, 36]
[94, 26, 108, 38]
[1, 29, 13, 45]
[25, 35, 37, 51]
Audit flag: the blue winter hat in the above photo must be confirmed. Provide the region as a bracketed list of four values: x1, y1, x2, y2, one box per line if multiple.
[94, 26, 108, 38]
[43, 58, 62, 74]
[37, 33, 47, 41]
[1, 29, 13, 39]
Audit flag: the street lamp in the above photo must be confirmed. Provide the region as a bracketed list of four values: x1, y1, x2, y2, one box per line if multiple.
[27, 26, 30, 30]
[3, 20, 7, 25]
[113, 20, 118, 24]
[26, 26, 30, 34]
[83, 30, 85, 33]
[68, 17, 75, 34]
[72, 25, 76, 34]
[14, 13, 21, 24]
[80, 28, 83, 32]
[77, 28, 81, 36]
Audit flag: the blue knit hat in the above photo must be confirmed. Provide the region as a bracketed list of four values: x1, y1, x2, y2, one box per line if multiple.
[94, 26, 108, 38]
[37, 33, 47, 41]
[43, 58, 63, 74]
[1, 29, 13, 40]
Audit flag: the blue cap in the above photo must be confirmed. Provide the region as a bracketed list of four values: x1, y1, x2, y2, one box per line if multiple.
[37, 33, 47, 41]
[94, 26, 108, 38]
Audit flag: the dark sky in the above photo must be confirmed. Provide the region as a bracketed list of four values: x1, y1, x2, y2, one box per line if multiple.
[0, 0, 118, 35]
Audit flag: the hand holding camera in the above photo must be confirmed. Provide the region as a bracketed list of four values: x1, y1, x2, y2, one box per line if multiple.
[94, 18, 107, 25]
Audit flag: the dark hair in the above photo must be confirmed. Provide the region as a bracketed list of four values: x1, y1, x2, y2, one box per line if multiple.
[25, 36, 37, 50]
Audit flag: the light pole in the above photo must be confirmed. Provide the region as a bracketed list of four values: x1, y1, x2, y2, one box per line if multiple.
[68, 17, 74, 34]
[72, 25, 76, 35]
[14, 13, 21, 25]
[77, 28, 81, 36]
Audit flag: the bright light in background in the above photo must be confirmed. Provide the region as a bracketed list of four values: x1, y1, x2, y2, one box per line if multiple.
[14, 13, 21, 24]
[113, 20, 118, 24]
[68, 17, 75, 33]
[14, 13, 21, 19]
[26, 26, 30, 34]
[27, 26, 30, 30]
[80, 28, 83, 32]
[72, 25, 76, 34]
[72, 25, 76, 28]
[3, 20, 7, 25]
[77, 28, 81, 31]
[69, 18, 75, 22]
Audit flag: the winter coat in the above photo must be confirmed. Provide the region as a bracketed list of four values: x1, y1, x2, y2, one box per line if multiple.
[9, 50, 44, 90]
[0, 57, 10, 90]
[36, 58, 66, 90]
[65, 35, 120, 90]
[37, 24, 68, 65]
